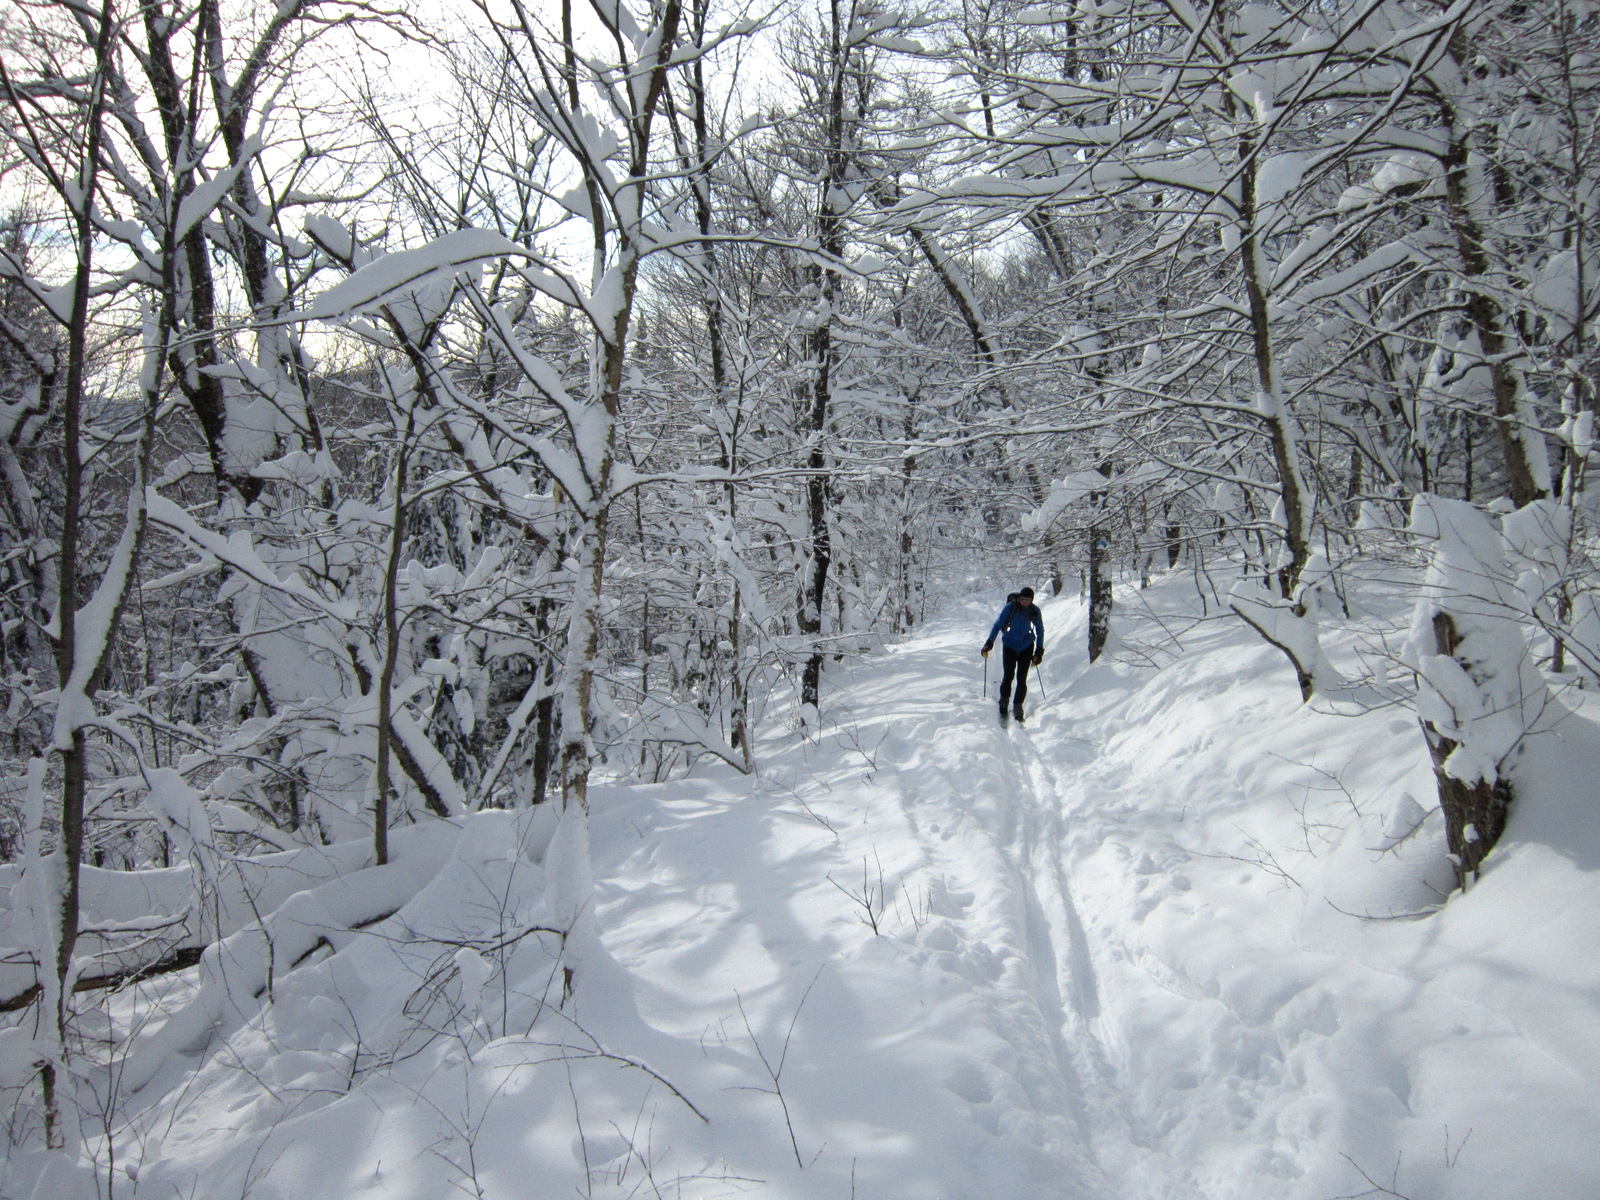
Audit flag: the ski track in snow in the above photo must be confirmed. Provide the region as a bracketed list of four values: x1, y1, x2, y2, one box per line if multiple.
[814, 606, 1213, 1196]
[592, 614, 1129, 1198]
[591, 597, 1256, 1199]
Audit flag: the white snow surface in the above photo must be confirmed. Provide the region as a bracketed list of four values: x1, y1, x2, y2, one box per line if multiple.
[42, 578, 1600, 1199]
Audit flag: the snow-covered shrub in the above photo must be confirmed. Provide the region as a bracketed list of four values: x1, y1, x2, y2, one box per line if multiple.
[1502, 498, 1600, 683]
[1402, 494, 1550, 888]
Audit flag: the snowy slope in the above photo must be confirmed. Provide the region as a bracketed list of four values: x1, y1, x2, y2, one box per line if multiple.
[66, 573, 1600, 1200]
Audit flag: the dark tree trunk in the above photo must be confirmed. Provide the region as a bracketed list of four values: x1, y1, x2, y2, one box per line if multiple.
[531, 599, 559, 808]
[1421, 613, 1515, 889]
[899, 402, 918, 634]
[372, 416, 413, 866]
[1437, 46, 1548, 510]
[1087, 459, 1114, 662]
[1087, 530, 1111, 662]
[798, 0, 854, 721]
[29, 2, 118, 1145]
[674, 7, 750, 766]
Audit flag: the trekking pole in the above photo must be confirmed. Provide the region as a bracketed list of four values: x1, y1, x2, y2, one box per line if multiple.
[1033, 658, 1045, 701]
[983, 653, 989, 698]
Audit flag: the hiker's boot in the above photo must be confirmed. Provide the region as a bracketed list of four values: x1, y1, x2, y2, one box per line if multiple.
[998, 702, 1009, 725]
[1013, 704, 1025, 724]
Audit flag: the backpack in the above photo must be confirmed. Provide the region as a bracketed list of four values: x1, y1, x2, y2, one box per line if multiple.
[1002, 593, 1021, 634]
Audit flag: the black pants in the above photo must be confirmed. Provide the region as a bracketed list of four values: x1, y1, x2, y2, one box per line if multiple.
[999, 645, 1033, 712]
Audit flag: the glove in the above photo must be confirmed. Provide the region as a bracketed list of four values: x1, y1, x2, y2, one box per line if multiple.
[981, 641, 993, 657]
[1032, 651, 1043, 666]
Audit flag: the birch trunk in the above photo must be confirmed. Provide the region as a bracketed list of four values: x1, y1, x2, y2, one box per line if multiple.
[1237, 132, 1313, 598]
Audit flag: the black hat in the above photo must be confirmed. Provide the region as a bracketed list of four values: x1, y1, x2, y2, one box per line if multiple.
[1019, 586, 1035, 599]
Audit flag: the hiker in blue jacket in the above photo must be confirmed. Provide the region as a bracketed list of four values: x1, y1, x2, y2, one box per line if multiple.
[983, 587, 1044, 723]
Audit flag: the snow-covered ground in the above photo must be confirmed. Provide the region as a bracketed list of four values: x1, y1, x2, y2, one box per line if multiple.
[52, 572, 1600, 1199]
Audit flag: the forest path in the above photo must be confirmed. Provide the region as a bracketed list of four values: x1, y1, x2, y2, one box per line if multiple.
[587, 590, 1198, 1197]
[594, 579, 1600, 1199]
[109, 584, 1600, 1200]
[770, 593, 1204, 1198]
[821, 582, 1600, 1200]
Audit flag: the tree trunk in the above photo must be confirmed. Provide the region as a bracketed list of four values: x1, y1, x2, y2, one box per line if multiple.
[555, 323, 623, 816]
[558, 499, 612, 813]
[543, 0, 681, 808]
[1237, 133, 1312, 597]
[1420, 613, 1514, 889]
[372, 416, 414, 866]
[1439, 34, 1550, 510]
[799, 0, 852, 722]
[898, 397, 918, 633]
[1087, 458, 1115, 661]
[1087, 531, 1112, 662]
[16, 3, 132, 1143]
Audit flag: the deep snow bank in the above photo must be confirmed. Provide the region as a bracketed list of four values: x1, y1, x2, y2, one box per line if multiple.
[1036, 575, 1600, 1199]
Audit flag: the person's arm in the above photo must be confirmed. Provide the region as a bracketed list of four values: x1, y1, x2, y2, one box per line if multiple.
[983, 603, 1012, 652]
[1032, 608, 1045, 661]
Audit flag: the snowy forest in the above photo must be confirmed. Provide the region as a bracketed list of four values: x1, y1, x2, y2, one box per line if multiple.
[0, 0, 1596, 1195]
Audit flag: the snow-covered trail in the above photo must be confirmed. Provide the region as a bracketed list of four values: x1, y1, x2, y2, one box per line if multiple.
[102, 581, 1600, 1200]
[586, 593, 1216, 1199]
[819, 613, 1181, 1193]
[590, 597, 1134, 1198]
[593, 583, 1600, 1199]
[833, 616, 1126, 1188]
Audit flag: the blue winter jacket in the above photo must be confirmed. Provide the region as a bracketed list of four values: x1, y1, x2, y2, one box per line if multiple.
[988, 598, 1044, 654]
